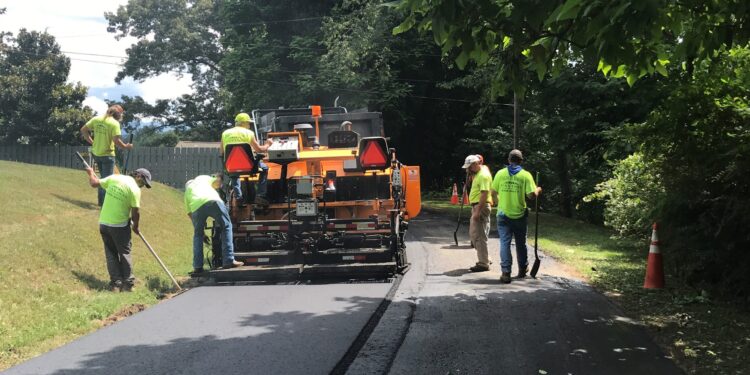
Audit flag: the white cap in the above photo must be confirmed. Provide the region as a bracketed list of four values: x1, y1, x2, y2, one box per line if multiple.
[462, 154, 481, 169]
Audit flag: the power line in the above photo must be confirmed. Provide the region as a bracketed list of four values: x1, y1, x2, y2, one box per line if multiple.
[227, 16, 326, 27]
[57, 50, 443, 85]
[12, 49, 487, 105]
[61, 50, 126, 59]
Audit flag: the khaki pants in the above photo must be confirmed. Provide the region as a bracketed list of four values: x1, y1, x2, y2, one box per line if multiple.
[469, 203, 491, 266]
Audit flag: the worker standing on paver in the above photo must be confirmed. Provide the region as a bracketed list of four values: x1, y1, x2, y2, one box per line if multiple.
[84, 166, 152, 292]
[80, 105, 133, 207]
[463, 154, 493, 272]
[491, 149, 542, 283]
[184, 173, 243, 275]
[220, 113, 273, 206]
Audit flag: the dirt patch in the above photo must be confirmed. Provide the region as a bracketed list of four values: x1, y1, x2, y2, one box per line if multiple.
[100, 304, 147, 327]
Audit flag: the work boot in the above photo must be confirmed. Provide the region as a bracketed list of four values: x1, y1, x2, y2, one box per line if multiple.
[469, 264, 490, 272]
[500, 272, 512, 284]
[223, 260, 244, 269]
[189, 268, 205, 277]
[108, 280, 123, 292]
[515, 266, 529, 279]
[121, 281, 135, 292]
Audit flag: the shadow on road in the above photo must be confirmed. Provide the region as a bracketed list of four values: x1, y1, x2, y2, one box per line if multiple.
[7, 289, 387, 375]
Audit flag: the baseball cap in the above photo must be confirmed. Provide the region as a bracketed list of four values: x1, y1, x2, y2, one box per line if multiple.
[234, 112, 252, 124]
[135, 168, 152, 188]
[462, 154, 481, 169]
[508, 149, 523, 163]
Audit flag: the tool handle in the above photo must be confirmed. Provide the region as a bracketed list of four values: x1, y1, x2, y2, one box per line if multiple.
[137, 231, 182, 291]
[534, 172, 540, 259]
[454, 171, 469, 229]
[122, 134, 134, 174]
[75, 152, 91, 169]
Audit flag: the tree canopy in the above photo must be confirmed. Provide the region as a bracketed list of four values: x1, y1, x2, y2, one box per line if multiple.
[0, 29, 91, 144]
[392, 0, 750, 94]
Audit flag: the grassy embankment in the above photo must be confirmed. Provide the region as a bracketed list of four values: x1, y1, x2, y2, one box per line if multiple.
[0, 161, 193, 370]
[423, 199, 749, 375]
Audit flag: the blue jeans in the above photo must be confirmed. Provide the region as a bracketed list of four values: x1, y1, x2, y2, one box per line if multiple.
[191, 200, 235, 268]
[497, 212, 529, 273]
[94, 156, 115, 206]
[230, 161, 269, 202]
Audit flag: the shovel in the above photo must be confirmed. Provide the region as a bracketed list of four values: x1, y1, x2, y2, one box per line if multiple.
[453, 171, 469, 246]
[530, 172, 541, 278]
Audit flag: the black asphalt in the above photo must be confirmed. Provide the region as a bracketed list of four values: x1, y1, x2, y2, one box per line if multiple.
[3, 284, 390, 375]
[347, 210, 683, 375]
[4, 210, 683, 375]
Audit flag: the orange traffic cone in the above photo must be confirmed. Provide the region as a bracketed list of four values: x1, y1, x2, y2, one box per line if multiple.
[450, 183, 459, 205]
[462, 190, 469, 205]
[644, 222, 665, 289]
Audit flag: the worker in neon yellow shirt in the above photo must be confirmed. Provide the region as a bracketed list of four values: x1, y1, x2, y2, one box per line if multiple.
[184, 173, 243, 275]
[220, 113, 273, 207]
[80, 105, 134, 207]
[463, 154, 493, 272]
[491, 149, 542, 284]
[84, 165, 151, 292]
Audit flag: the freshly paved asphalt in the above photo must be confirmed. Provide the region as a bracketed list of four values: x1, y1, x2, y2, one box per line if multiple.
[4, 210, 683, 375]
[3, 283, 390, 375]
[347, 210, 683, 375]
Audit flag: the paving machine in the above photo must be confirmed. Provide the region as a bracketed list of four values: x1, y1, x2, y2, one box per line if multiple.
[208, 106, 421, 281]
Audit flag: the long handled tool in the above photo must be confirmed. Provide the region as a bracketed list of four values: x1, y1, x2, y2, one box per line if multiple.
[530, 172, 541, 278]
[122, 134, 134, 175]
[453, 171, 469, 246]
[137, 231, 183, 291]
[75, 151, 91, 169]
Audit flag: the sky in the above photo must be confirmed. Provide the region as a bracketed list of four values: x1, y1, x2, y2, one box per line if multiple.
[1, 0, 193, 115]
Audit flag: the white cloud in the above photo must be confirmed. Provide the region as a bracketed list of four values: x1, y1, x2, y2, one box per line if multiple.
[82, 96, 108, 115]
[2, 0, 194, 104]
[136, 74, 194, 104]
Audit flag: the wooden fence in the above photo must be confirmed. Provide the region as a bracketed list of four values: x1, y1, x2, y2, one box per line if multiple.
[0, 145, 223, 188]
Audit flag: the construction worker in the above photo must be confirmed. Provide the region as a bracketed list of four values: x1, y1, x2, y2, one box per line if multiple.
[80, 105, 134, 207]
[463, 154, 493, 272]
[84, 166, 152, 292]
[220, 113, 272, 206]
[341, 120, 354, 131]
[491, 149, 542, 283]
[184, 173, 243, 274]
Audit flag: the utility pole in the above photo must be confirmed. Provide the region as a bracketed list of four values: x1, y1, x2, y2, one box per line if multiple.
[513, 92, 519, 149]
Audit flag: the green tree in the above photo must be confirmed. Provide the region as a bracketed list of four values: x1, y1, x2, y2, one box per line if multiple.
[392, 0, 750, 94]
[627, 47, 750, 296]
[106, 0, 230, 138]
[0, 29, 91, 145]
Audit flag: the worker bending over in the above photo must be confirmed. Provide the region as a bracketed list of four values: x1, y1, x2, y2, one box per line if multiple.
[185, 173, 243, 274]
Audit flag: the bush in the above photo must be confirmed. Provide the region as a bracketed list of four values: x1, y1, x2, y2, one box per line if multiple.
[585, 153, 665, 238]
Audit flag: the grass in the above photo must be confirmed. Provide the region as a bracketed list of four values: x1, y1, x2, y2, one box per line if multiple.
[0, 161, 194, 370]
[423, 199, 750, 375]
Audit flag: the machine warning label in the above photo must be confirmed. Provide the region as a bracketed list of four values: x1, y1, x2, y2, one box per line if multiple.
[408, 169, 419, 181]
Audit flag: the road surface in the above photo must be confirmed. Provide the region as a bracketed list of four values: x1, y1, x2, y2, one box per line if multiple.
[347, 210, 683, 375]
[4, 210, 682, 375]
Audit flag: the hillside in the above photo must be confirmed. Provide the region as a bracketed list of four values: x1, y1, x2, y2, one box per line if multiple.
[0, 161, 193, 370]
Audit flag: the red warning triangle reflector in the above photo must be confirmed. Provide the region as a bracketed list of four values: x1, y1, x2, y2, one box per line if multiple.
[226, 146, 254, 172]
[361, 140, 387, 168]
